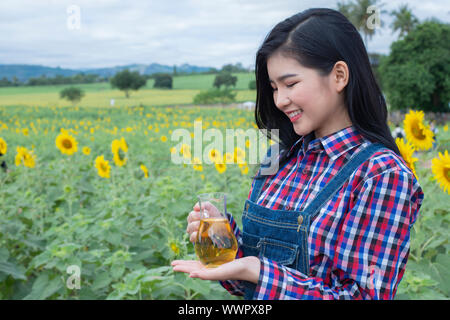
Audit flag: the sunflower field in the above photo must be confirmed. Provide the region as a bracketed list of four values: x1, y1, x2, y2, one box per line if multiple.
[0, 104, 449, 300]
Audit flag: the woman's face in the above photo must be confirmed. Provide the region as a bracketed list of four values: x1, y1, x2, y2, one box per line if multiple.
[267, 51, 352, 139]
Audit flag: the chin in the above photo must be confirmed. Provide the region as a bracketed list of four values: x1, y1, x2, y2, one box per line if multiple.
[293, 125, 312, 137]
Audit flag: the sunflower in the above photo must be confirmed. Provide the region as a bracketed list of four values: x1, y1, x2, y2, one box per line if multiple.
[395, 138, 419, 180]
[95, 155, 110, 179]
[240, 163, 249, 175]
[160, 135, 168, 142]
[215, 162, 227, 174]
[208, 148, 222, 163]
[192, 157, 203, 172]
[56, 130, 78, 155]
[224, 152, 234, 164]
[403, 110, 434, 151]
[0, 137, 7, 155]
[180, 143, 191, 159]
[15, 147, 25, 166]
[234, 147, 246, 164]
[140, 164, 149, 178]
[82, 146, 91, 155]
[431, 150, 450, 195]
[15, 146, 36, 168]
[169, 241, 180, 255]
[111, 137, 128, 167]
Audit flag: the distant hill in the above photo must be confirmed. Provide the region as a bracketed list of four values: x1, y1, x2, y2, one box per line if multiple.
[0, 63, 214, 82]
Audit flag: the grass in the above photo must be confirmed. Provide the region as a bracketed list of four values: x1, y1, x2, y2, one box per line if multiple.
[0, 72, 256, 108]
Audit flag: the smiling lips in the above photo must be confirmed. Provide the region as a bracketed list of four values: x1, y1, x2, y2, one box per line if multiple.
[286, 109, 303, 122]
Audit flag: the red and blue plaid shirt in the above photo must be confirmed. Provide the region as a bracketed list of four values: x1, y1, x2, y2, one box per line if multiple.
[221, 125, 424, 299]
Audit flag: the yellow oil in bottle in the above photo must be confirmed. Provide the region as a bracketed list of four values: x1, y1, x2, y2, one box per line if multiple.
[194, 218, 238, 268]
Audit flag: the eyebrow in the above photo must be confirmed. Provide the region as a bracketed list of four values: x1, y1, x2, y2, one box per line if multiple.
[269, 73, 298, 83]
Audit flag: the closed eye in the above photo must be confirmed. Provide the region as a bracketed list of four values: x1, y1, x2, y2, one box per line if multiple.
[271, 82, 298, 92]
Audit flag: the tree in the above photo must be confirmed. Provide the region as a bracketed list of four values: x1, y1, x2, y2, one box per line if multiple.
[220, 63, 246, 73]
[60, 87, 84, 103]
[390, 4, 419, 39]
[110, 69, 146, 98]
[213, 72, 237, 89]
[379, 21, 450, 112]
[336, 0, 386, 50]
[193, 88, 236, 105]
[153, 73, 173, 89]
[248, 80, 256, 90]
[337, 0, 355, 23]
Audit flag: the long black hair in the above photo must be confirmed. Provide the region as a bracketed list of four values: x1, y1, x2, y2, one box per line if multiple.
[254, 8, 400, 178]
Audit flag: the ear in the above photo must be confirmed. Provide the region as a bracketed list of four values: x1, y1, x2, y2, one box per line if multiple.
[332, 61, 349, 93]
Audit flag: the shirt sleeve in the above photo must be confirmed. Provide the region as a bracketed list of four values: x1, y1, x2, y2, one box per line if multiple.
[251, 168, 424, 300]
[218, 211, 245, 296]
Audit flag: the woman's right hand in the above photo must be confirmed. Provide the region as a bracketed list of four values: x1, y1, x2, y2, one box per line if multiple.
[186, 201, 221, 243]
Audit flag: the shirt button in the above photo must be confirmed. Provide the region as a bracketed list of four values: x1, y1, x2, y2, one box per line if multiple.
[298, 215, 303, 225]
[302, 168, 309, 175]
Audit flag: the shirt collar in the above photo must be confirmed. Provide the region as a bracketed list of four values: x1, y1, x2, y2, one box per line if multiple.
[286, 125, 366, 161]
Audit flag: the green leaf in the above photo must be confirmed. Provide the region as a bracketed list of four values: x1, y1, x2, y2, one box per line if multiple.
[91, 272, 112, 291]
[0, 248, 10, 262]
[430, 254, 450, 296]
[23, 273, 63, 300]
[30, 251, 52, 269]
[110, 265, 125, 279]
[0, 261, 27, 280]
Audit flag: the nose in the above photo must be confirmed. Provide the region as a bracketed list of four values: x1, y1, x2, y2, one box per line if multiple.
[274, 89, 291, 109]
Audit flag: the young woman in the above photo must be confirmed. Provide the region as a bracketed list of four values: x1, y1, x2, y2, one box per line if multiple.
[172, 8, 424, 300]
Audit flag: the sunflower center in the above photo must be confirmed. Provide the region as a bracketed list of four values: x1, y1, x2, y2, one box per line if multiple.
[100, 163, 107, 172]
[118, 149, 125, 161]
[63, 139, 72, 149]
[412, 123, 426, 140]
[445, 167, 450, 181]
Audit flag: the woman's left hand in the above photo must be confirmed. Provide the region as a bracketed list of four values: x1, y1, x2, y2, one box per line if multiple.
[171, 256, 260, 284]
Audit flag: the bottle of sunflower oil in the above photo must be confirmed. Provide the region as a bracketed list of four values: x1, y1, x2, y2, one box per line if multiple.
[194, 193, 238, 268]
[194, 217, 238, 268]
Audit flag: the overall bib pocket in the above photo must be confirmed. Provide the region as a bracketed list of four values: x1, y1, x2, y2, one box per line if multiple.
[241, 231, 299, 269]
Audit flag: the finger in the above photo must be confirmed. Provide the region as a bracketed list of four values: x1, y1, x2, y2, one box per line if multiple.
[186, 220, 200, 235]
[171, 259, 199, 266]
[193, 202, 200, 211]
[187, 210, 201, 224]
[171, 260, 203, 273]
[189, 260, 238, 280]
[189, 266, 225, 280]
[190, 231, 198, 243]
[194, 201, 221, 217]
[193, 201, 213, 212]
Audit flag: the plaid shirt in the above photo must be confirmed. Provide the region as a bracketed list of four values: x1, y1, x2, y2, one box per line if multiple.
[221, 126, 424, 299]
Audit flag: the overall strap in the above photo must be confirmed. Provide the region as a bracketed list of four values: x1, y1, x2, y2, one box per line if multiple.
[249, 144, 278, 203]
[303, 143, 385, 219]
[249, 175, 267, 203]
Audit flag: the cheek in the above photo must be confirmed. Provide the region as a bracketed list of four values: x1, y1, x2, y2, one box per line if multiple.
[299, 81, 333, 113]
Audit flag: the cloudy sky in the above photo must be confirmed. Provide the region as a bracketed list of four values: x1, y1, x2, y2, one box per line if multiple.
[1, 0, 449, 70]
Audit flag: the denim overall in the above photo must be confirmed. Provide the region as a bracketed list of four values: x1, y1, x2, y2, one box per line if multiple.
[241, 142, 384, 299]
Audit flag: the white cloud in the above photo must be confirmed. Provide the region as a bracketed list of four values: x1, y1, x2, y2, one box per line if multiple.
[0, 0, 448, 69]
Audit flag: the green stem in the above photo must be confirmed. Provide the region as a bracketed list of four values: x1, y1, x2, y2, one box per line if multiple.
[418, 234, 436, 257]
